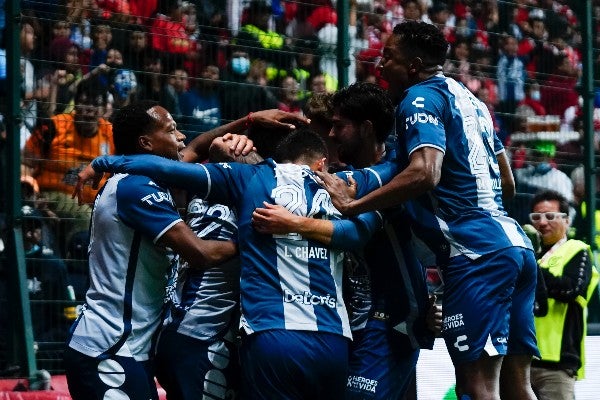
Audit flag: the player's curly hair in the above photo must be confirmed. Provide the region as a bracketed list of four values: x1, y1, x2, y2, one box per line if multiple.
[331, 82, 394, 144]
[111, 101, 161, 155]
[392, 20, 449, 68]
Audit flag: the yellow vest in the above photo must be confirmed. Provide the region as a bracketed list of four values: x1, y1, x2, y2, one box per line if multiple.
[241, 24, 284, 49]
[534, 239, 599, 379]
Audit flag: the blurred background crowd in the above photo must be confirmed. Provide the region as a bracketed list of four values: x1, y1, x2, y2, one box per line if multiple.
[1, 0, 600, 374]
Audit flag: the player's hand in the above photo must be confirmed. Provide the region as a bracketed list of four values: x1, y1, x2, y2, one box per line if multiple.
[251, 109, 310, 130]
[252, 202, 298, 234]
[426, 294, 443, 336]
[72, 163, 104, 205]
[314, 171, 358, 215]
[221, 133, 255, 156]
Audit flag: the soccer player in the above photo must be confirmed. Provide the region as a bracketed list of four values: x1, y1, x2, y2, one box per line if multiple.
[77, 127, 397, 399]
[63, 102, 238, 400]
[153, 139, 263, 400]
[64, 103, 308, 399]
[253, 82, 439, 400]
[318, 21, 539, 400]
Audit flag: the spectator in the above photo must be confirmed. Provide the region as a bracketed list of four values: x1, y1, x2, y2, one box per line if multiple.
[529, 190, 599, 400]
[87, 24, 113, 75]
[355, 48, 381, 84]
[135, 51, 163, 102]
[163, 67, 187, 118]
[426, 1, 452, 41]
[402, 0, 424, 22]
[20, 16, 40, 142]
[219, 50, 277, 122]
[290, 34, 322, 101]
[129, 0, 158, 25]
[95, 0, 131, 23]
[121, 25, 150, 73]
[21, 205, 73, 342]
[444, 38, 481, 93]
[65, 0, 93, 51]
[497, 34, 527, 133]
[52, 19, 71, 41]
[540, 53, 580, 119]
[518, 13, 553, 82]
[150, 0, 199, 76]
[514, 141, 575, 217]
[22, 81, 114, 253]
[178, 65, 222, 143]
[309, 72, 331, 96]
[233, 0, 293, 83]
[277, 76, 302, 115]
[108, 68, 137, 112]
[515, 81, 547, 122]
[45, 37, 82, 116]
[569, 165, 600, 250]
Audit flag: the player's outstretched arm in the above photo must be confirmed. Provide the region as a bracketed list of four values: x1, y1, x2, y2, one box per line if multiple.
[90, 154, 209, 193]
[182, 110, 309, 163]
[318, 147, 443, 215]
[159, 221, 237, 269]
[252, 202, 382, 250]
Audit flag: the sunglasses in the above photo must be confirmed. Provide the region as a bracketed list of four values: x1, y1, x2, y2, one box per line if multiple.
[529, 212, 567, 223]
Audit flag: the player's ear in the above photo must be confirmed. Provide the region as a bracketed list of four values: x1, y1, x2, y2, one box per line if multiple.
[359, 120, 374, 139]
[138, 135, 153, 152]
[410, 57, 424, 73]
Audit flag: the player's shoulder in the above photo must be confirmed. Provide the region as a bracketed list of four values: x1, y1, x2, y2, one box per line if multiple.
[115, 174, 170, 201]
[402, 76, 449, 109]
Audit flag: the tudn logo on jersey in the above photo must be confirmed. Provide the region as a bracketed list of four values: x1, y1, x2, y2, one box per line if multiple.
[141, 191, 173, 205]
[283, 289, 337, 308]
[405, 112, 439, 129]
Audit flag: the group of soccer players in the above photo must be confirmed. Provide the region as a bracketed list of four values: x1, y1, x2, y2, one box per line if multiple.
[65, 21, 540, 400]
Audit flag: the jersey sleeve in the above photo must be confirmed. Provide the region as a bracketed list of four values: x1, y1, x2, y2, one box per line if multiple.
[334, 160, 399, 199]
[330, 211, 383, 250]
[115, 175, 183, 243]
[493, 133, 505, 155]
[92, 155, 251, 204]
[400, 85, 447, 156]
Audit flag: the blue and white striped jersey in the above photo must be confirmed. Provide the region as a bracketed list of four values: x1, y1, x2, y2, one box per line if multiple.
[395, 75, 532, 265]
[162, 197, 241, 342]
[338, 159, 433, 349]
[92, 155, 397, 340]
[67, 174, 182, 361]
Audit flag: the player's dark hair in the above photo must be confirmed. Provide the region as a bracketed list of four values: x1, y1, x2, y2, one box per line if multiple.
[331, 82, 394, 144]
[304, 92, 333, 129]
[392, 20, 449, 67]
[531, 190, 570, 214]
[274, 128, 327, 164]
[248, 119, 308, 160]
[111, 101, 161, 155]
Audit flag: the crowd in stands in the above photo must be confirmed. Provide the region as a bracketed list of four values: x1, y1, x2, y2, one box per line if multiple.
[0, 0, 599, 373]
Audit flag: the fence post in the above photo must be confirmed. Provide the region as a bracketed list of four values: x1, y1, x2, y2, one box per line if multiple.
[579, 0, 597, 252]
[4, 0, 39, 380]
[336, 0, 350, 88]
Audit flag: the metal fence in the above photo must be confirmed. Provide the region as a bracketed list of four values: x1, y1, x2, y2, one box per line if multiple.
[0, 0, 599, 380]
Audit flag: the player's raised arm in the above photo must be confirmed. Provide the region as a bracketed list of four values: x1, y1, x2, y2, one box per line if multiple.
[182, 109, 309, 162]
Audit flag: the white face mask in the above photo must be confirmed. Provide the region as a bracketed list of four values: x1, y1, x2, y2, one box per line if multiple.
[530, 90, 541, 102]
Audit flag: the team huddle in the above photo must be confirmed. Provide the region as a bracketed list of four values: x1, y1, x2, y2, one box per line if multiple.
[64, 21, 541, 400]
